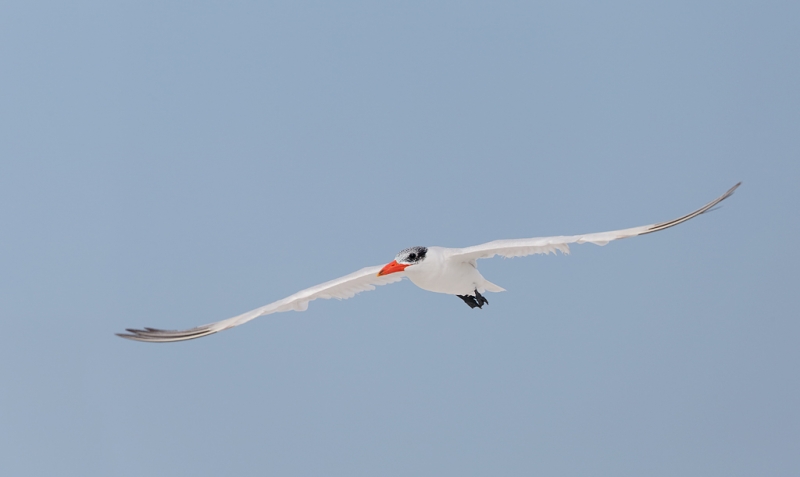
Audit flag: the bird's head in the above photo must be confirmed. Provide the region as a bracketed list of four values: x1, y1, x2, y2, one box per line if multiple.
[377, 246, 428, 276]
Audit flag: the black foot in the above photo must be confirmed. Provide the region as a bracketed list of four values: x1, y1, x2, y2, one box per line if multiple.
[457, 289, 489, 309]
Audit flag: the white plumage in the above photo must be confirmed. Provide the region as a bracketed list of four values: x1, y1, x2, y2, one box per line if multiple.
[118, 183, 740, 343]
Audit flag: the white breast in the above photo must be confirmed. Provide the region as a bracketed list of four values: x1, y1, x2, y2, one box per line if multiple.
[403, 247, 493, 295]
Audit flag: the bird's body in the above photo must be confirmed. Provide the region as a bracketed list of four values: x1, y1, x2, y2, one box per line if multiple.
[118, 183, 741, 343]
[403, 247, 504, 296]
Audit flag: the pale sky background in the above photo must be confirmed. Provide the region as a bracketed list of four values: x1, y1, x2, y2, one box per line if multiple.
[1, 1, 798, 476]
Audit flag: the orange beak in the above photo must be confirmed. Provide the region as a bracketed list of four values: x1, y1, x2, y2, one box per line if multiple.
[377, 260, 408, 276]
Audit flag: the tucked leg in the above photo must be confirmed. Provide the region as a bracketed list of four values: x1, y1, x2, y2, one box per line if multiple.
[457, 294, 480, 309]
[474, 289, 489, 307]
[457, 290, 489, 309]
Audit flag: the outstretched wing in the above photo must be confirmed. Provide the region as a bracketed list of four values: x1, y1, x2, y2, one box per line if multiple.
[451, 183, 741, 261]
[117, 265, 405, 343]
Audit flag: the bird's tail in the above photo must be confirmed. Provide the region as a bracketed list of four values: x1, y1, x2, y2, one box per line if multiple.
[480, 280, 506, 293]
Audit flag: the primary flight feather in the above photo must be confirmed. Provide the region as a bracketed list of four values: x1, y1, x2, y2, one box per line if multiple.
[118, 183, 740, 343]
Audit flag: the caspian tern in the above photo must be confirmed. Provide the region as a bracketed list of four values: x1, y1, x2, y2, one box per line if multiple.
[118, 183, 740, 343]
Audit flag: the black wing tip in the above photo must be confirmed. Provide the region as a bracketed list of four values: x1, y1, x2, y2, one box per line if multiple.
[115, 331, 159, 343]
[704, 181, 742, 210]
[115, 326, 217, 343]
[725, 181, 742, 196]
[710, 181, 742, 207]
[643, 182, 742, 235]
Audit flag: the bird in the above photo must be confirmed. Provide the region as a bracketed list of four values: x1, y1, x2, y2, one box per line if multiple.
[118, 182, 740, 343]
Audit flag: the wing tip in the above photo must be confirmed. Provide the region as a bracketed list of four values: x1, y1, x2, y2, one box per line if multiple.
[115, 325, 218, 343]
[724, 181, 742, 198]
[643, 182, 742, 235]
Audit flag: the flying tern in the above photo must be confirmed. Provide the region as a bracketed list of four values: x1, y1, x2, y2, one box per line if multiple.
[118, 183, 740, 343]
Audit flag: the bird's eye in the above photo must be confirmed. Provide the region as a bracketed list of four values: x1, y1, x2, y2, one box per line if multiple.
[408, 253, 416, 261]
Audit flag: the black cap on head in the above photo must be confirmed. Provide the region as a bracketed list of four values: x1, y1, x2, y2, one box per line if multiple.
[396, 246, 427, 265]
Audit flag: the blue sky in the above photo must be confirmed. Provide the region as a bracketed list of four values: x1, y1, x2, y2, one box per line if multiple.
[1, 1, 798, 476]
